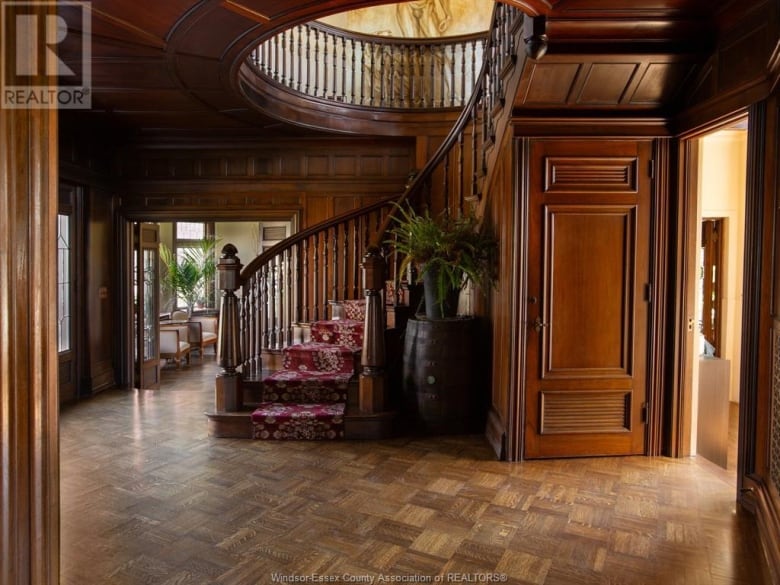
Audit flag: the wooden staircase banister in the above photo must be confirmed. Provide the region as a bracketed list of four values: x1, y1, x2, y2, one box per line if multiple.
[370, 53, 491, 249]
[240, 195, 397, 281]
[359, 3, 525, 418]
[213, 3, 526, 441]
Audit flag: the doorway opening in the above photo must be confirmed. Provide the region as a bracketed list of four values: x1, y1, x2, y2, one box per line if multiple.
[685, 118, 748, 474]
[125, 216, 297, 390]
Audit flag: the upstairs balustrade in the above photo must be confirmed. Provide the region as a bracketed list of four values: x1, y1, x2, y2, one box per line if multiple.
[248, 22, 488, 109]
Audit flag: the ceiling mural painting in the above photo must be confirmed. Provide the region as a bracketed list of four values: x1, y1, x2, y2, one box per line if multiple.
[318, 0, 494, 38]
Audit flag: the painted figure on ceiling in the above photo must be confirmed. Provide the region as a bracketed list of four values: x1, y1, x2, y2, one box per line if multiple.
[396, 0, 453, 38]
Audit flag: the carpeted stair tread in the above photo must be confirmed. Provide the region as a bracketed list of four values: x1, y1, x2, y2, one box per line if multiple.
[310, 319, 364, 348]
[262, 369, 351, 403]
[254, 313, 364, 441]
[282, 341, 359, 374]
[251, 402, 345, 440]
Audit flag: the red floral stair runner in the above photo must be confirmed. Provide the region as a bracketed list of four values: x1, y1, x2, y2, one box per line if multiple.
[309, 319, 363, 348]
[251, 301, 365, 441]
[251, 402, 345, 440]
[281, 342, 359, 373]
[262, 370, 351, 403]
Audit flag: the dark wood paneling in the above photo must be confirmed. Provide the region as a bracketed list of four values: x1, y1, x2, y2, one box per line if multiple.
[577, 63, 637, 105]
[739, 95, 780, 584]
[677, 0, 779, 132]
[516, 56, 698, 111]
[117, 139, 414, 230]
[483, 128, 521, 460]
[55, 0, 731, 131]
[88, 189, 116, 393]
[60, 122, 120, 398]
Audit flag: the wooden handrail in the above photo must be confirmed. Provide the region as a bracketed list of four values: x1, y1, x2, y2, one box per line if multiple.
[240, 196, 397, 280]
[371, 4, 522, 246]
[235, 196, 401, 377]
[308, 21, 488, 48]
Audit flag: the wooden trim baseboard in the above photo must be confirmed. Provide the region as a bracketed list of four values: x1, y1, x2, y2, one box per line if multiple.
[485, 407, 506, 460]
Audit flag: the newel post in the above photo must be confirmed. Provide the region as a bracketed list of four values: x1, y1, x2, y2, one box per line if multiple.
[215, 244, 243, 412]
[360, 247, 387, 412]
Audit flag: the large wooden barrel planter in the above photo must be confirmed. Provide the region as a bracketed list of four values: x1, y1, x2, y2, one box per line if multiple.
[402, 317, 479, 434]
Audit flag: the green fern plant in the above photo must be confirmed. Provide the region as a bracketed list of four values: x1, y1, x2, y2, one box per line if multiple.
[159, 238, 218, 316]
[388, 204, 497, 317]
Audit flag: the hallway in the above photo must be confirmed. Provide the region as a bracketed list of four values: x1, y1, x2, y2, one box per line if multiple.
[59, 358, 768, 584]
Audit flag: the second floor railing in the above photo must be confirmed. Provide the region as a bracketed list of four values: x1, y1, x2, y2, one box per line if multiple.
[249, 22, 487, 109]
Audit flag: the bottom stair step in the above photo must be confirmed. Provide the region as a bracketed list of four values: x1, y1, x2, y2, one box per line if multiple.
[251, 402, 345, 440]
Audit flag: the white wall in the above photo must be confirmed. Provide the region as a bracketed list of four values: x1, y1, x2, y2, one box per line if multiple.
[699, 129, 747, 403]
[215, 222, 259, 263]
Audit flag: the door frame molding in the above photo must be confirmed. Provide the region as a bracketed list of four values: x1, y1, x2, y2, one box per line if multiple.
[508, 137, 531, 462]
[670, 109, 750, 458]
[57, 181, 87, 403]
[115, 209, 301, 388]
[647, 138, 675, 456]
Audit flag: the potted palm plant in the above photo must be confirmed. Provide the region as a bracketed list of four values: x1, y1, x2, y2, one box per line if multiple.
[389, 204, 496, 320]
[159, 238, 218, 318]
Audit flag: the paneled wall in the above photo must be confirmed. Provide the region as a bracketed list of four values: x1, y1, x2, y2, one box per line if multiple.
[481, 124, 521, 460]
[59, 124, 118, 398]
[116, 138, 415, 235]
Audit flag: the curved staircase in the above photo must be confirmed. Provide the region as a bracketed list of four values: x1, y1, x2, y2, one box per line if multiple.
[206, 2, 526, 440]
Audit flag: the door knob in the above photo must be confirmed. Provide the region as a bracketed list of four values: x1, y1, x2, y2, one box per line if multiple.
[532, 317, 548, 333]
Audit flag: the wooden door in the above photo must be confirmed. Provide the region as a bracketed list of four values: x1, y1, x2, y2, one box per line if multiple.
[134, 223, 161, 389]
[524, 139, 651, 458]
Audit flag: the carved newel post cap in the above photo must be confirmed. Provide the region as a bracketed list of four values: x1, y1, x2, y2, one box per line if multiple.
[362, 246, 385, 291]
[217, 243, 243, 291]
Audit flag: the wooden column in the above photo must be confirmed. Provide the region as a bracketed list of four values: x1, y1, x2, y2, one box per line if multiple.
[0, 103, 59, 581]
[359, 247, 386, 412]
[215, 244, 243, 412]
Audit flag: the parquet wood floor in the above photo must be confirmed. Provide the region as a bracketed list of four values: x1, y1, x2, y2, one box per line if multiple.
[60, 358, 769, 585]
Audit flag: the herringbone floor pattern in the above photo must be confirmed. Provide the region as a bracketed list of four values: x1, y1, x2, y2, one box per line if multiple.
[60, 357, 768, 584]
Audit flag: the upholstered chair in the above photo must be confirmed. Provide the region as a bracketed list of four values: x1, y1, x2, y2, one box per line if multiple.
[160, 324, 191, 368]
[188, 315, 218, 356]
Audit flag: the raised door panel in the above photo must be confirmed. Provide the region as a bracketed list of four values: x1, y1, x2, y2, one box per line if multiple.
[544, 207, 635, 378]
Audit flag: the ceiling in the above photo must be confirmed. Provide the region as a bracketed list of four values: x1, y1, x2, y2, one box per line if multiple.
[58, 0, 739, 138]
